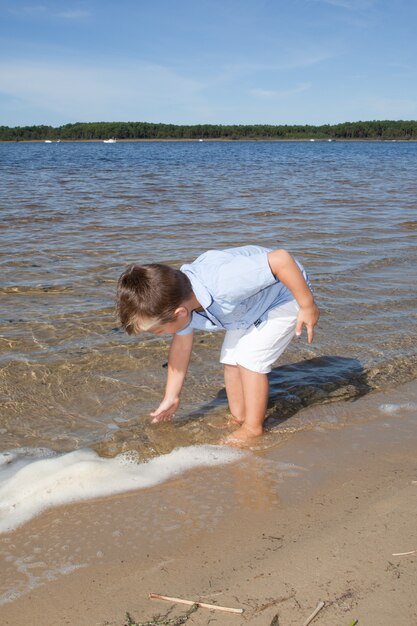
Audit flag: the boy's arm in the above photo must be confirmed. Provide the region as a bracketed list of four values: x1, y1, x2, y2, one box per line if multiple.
[267, 249, 320, 343]
[150, 331, 194, 423]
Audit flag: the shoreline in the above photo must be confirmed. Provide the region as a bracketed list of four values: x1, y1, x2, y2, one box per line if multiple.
[1, 381, 416, 625]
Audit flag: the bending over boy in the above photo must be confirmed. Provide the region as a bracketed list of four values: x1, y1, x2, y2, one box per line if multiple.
[116, 245, 319, 444]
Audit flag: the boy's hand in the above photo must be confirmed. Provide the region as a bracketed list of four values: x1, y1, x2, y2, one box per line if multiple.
[150, 397, 180, 423]
[295, 303, 320, 344]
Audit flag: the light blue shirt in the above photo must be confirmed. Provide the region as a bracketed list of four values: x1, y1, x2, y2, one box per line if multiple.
[176, 245, 309, 335]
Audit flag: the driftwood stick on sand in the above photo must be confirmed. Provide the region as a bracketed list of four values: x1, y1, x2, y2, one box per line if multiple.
[392, 550, 417, 556]
[302, 601, 325, 626]
[149, 593, 244, 614]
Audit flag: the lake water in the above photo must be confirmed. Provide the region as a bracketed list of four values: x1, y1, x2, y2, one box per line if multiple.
[0, 140, 416, 531]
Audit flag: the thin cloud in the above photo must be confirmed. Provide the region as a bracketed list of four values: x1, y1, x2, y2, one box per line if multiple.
[8, 4, 48, 14]
[309, 0, 377, 9]
[7, 4, 90, 19]
[223, 52, 333, 75]
[278, 52, 335, 71]
[0, 59, 204, 124]
[54, 10, 90, 19]
[386, 61, 415, 72]
[251, 83, 312, 99]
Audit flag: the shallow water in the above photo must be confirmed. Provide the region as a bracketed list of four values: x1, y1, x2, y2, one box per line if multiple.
[1, 140, 416, 464]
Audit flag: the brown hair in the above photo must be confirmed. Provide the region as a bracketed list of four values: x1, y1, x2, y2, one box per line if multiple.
[116, 264, 192, 335]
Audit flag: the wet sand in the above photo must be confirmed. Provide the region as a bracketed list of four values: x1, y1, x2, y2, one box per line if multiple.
[1, 382, 416, 626]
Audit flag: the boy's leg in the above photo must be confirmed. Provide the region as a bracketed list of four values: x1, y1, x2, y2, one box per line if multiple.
[223, 364, 268, 437]
[223, 364, 245, 423]
[220, 300, 299, 444]
[220, 366, 268, 443]
[236, 365, 269, 437]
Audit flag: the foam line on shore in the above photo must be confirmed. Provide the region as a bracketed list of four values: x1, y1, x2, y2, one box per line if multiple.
[379, 401, 417, 414]
[0, 445, 244, 534]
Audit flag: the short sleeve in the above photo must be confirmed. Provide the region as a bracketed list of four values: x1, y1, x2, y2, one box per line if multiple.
[175, 322, 194, 336]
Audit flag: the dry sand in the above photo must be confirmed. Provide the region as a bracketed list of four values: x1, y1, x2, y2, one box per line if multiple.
[1, 381, 416, 626]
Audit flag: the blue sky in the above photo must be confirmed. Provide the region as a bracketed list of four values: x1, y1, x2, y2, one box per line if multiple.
[0, 0, 416, 126]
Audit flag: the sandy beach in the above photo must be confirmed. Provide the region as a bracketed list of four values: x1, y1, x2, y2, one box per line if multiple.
[1, 381, 416, 626]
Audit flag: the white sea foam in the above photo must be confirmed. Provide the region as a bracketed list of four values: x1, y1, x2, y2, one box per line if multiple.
[379, 402, 417, 414]
[0, 445, 244, 534]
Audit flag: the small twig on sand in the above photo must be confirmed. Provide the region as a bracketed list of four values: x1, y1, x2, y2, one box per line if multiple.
[348, 620, 359, 626]
[302, 601, 325, 626]
[392, 550, 417, 556]
[149, 593, 244, 614]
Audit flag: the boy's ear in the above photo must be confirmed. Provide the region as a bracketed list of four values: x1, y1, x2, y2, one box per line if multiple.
[174, 306, 189, 319]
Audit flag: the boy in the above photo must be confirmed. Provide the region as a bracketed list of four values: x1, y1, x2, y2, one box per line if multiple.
[116, 245, 319, 444]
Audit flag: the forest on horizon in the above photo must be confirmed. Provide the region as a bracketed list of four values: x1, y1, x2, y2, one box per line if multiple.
[1, 119, 416, 141]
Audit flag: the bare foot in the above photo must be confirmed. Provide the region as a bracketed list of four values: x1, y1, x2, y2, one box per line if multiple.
[220, 424, 263, 447]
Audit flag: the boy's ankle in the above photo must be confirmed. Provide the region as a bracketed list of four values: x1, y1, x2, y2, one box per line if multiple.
[242, 423, 264, 437]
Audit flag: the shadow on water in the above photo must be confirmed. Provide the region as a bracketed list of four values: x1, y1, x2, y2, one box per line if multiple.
[266, 356, 370, 426]
[185, 356, 371, 426]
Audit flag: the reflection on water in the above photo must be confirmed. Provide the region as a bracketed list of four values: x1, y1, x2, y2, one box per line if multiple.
[1, 141, 416, 457]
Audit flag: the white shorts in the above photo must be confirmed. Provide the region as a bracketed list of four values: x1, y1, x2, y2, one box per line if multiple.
[219, 299, 299, 374]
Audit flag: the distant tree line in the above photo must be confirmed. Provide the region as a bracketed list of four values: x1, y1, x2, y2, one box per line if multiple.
[1, 120, 417, 141]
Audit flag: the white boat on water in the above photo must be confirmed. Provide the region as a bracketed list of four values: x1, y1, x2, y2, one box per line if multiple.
[45, 140, 52, 143]
[103, 138, 117, 143]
